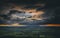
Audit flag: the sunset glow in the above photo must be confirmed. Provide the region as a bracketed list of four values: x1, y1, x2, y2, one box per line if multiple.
[0, 24, 60, 26]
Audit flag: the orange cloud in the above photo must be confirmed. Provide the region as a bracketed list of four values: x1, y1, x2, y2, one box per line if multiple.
[47, 24, 60, 26]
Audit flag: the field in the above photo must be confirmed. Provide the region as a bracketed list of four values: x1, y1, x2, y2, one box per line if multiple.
[0, 25, 60, 38]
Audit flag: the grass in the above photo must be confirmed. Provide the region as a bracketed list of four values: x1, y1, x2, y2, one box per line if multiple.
[0, 26, 60, 38]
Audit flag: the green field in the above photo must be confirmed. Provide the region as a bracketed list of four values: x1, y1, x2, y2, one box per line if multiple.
[0, 26, 60, 38]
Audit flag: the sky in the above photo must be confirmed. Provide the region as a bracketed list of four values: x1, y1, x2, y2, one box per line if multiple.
[0, 0, 60, 25]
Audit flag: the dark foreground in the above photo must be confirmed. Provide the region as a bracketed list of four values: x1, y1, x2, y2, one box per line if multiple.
[0, 25, 60, 38]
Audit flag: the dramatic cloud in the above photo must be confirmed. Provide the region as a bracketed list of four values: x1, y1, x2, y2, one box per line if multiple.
[0, 3, 47, 25]
[0, 0, 60, 25]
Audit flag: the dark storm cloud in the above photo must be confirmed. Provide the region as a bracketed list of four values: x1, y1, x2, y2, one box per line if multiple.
[0, 0, 60, 24]
[0, 0, 54, 25]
